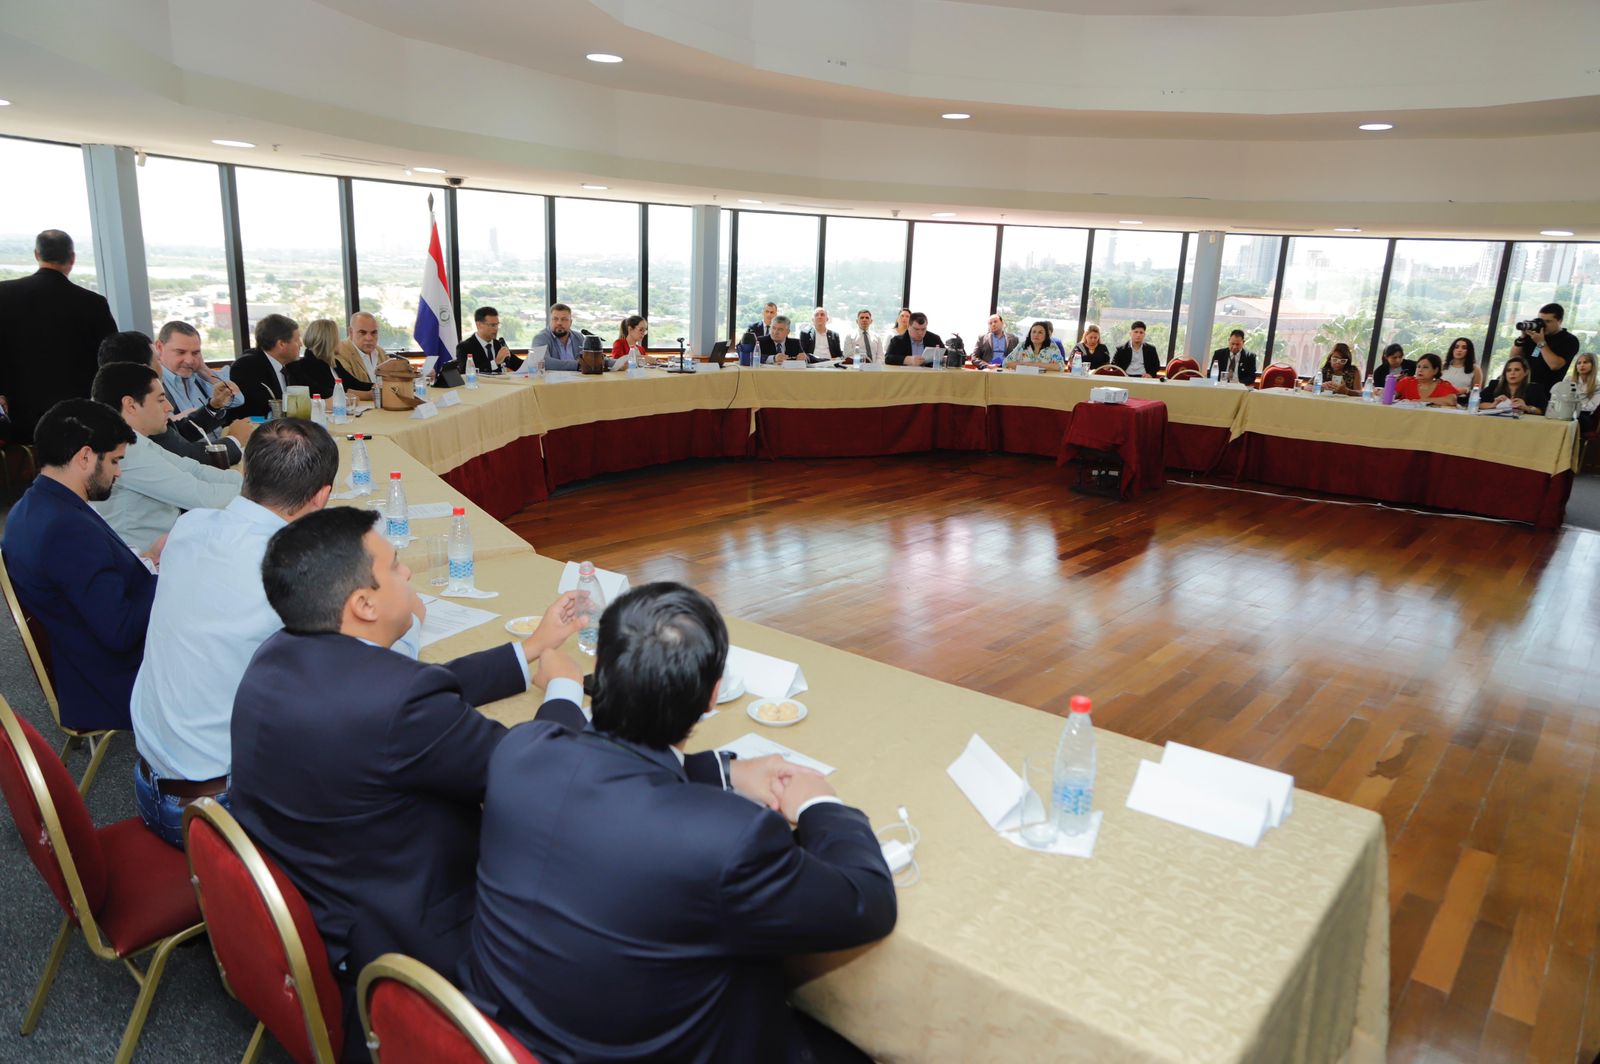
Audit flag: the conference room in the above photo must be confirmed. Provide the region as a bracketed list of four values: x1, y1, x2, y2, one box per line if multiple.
[0, 1, 1597, 1062]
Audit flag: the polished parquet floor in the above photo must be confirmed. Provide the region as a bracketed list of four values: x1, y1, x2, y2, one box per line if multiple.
[509, 453, 1600, 1064]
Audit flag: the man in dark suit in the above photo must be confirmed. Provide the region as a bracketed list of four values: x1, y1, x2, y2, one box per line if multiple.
[799, 307, 843, 360]
[884, 311, 945, 366]
[1112, 321, 1162, 377]
[1207, 328, 1259, 386]
[229, 314, 302, 419]
[747, 302, 778, 339]
[1, 399, 155, 732]
[0, 230, 119, 442]
[455, 306, 522, 374]
[758, 316, 806, 363]
[462, 582, 897, 1064]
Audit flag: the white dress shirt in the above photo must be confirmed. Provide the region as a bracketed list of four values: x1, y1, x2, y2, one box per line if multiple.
[132, 496, 423, 781]
[842, 330, 878, 364]
[91, 431, 241, 554]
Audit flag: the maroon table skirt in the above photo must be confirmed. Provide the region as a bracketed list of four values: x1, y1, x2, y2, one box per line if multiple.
[439, 434, 548, 520]
[1234, 432, 1574, 529]
[756, 404, 989, 459]
[1056, 399, 1169, 498]
[542, 409, 752, 492]
[988, 405, 1225, 474]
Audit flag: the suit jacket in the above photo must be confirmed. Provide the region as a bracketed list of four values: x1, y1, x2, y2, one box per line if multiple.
[884, 331, 946, 366]
[455, 334, 522, 374]
[746, 320, 772, 339]
[1113, 342, 1162, 377]
[284, 356, 339, 399]
[462, 724, 898, 1064]
[1210, 348, 1260, 386]
[973, 331, 1019, 364]
[799, 327, 842, 360]
[529, 328, 594, 373]
[228, 350, 287, 419]
[757, 335, 805, 363]
[1, 476, 156, 731]
[0, 268, 119, 442]
[151, 425, 238, 467]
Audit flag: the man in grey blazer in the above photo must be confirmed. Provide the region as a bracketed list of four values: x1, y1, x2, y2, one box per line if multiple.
[972, 314, 1019, 364]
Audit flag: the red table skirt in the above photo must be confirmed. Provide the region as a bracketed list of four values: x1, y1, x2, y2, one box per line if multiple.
[1234, 433, 1574, 529]
[542, 409, 752, 491]
[756, 404, 989, 458]
[1056, 398, 1169, 497]
[988, 406, 1224, 475]
[440, 434, 548, 520]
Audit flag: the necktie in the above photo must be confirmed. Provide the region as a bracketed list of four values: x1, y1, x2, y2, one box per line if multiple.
[862, 333, 871, 362]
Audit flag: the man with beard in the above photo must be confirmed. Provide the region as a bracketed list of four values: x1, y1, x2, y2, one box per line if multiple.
[530, 303, 589, 372]
[1, 398, 157, 732]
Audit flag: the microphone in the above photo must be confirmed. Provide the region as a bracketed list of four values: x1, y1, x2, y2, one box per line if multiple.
[739, 330, 757, 367]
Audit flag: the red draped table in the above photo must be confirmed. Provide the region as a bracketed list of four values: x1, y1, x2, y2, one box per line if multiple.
[1056, 398, 1169, 498]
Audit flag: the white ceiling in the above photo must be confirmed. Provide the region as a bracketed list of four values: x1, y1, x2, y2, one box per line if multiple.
[948, 0, 1458, 13]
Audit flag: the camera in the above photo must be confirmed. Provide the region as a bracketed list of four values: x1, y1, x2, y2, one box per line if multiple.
[446, 176, 464, 188]
[1516, 319, 1544, 333]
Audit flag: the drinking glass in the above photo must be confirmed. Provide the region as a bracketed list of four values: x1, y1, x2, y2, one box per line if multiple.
[1019, 753, 1058, 847]
[427, 535, 448, 587]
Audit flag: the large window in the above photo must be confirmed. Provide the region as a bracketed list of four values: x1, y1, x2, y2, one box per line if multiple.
[1171, 235, 1199, 360]
[1377, 240, 1501, 370]
[555, 198, 639, 339]
[235, 168, 346, 345]
[735, 212, 819, 330]
[647, 205, 692, 347]
[1274, 236, 1386, 375]
[822, 217, 907, 335]
[1204, 234, 1281, 358]
[1086, 229, 1183, 354]
[907, 222, 997, 347]
[138, 157, 229, 354]
[456, 188, 546, 348]
[354, 179, 444, 352]
[718, 209, 732, 337]
[997, 225, 1089, 345]
[1490, 241, 1600, 374]
[0, 136, 98, 290]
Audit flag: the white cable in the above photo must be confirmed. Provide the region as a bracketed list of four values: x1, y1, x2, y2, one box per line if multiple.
[876, 806, 921, 888]
[1167, 478, 1524, 526]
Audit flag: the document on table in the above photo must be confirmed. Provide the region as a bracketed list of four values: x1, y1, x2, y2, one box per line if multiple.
[417, 594, 500, 648]
[717, 733, 835, 776]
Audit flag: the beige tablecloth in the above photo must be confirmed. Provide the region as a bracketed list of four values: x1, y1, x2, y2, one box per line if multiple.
[419, 550, 1389, 1064]
[351, 380, 546, 473]
[986, 373, 1251, 430]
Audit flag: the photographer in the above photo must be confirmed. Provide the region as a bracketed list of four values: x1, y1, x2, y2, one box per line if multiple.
[1514, 302, 1577, 391]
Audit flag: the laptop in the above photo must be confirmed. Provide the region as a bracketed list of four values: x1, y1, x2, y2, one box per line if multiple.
[708, 341, 729, 366]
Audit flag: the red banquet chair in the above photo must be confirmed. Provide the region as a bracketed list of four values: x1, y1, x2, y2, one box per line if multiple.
[1168, 369, 1203, 381]
[0, 696, 204, 1064]
[183, 797, 344, 1064]
[360, 953, 540, 1064]
[1257, 363, 1299, 390]
[1166, 357, 1200, 377]
[1091, 364, 1127, 376]
[0, 549, 119, 793]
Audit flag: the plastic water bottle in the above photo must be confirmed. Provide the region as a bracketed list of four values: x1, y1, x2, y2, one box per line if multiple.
[1361, 377, 1374, 402]
[350, 435, 372, 495]
[1053, 695, 1097, 836]
[1467, 385, 1481, 414]
[575, 560, 605, 656]
[310, 395, 327, 427]
[628, 347, 639, 373]
[385, 472, 409, 545]
[1210, 360, 1221, 385]
[465, 359, 479, 390]
[414, 374, 428, 402]
[1312, 376, 1323, 396]
[446, 507, 474, 593]
[331, 380, 348, 423]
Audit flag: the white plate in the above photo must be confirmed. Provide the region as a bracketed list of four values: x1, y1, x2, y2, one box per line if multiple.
[718, 674, 745, 703]
[747, 699, 808, 727]
[504, 614, 541, 637]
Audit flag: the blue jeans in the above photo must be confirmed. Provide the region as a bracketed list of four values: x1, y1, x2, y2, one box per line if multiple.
[134, 760, 231, 849]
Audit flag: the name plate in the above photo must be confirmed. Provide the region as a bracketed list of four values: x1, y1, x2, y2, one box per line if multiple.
[1012, 365, 1042, 376]
[780, 360, 808, 371]
[409, 401, 439, 419]
[435, 391, 462, 408]
[859, 361, 885, 372]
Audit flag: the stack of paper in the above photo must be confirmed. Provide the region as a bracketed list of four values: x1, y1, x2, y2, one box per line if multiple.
[945, 735, 1102, 858]
[1124, 742, 1293, 847]
[416, 594, 499, 648]
[717, 733, 834, 776]
[724, 645, 807, 700]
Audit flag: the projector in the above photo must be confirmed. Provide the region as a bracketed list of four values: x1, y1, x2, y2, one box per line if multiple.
[1090, 387, 1129, 404]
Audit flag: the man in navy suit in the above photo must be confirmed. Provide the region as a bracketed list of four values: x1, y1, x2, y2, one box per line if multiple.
[1, 399, 156, 732]
[462, 582, 898, 1064]
[228, 314, 302, 420]
[747, 301, 778, 339]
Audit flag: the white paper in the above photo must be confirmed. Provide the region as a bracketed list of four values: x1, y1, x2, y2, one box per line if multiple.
[416, 594, 500, 648]
[409, 401, 439, 419]
[724, 645, 807, 699]
[1012, 365, 1042, 376]
[859, 361, 885, 372]
[1000, 812, 1103, 859]
[780, 360, 808, 371]
[558, 561, 630, 604]
[541, 371, 584, 384]
[435, 391, 462, 408]
[1124, 760, 1269, 847]
[403, 502, 456, 521]
[946, 734, 1026, 831]
[1160, 742, 1293, 827]
[716, 732, 835, 776]
[438, 587, 498, 599]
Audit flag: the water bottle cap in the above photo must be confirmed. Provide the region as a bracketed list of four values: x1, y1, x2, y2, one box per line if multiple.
[389, 471, 401, 479]
[1069, 695, 1092, 714]
[452, 506, 465, 515]
[578, 560, 596, 575]
[313, 394, 322, 399]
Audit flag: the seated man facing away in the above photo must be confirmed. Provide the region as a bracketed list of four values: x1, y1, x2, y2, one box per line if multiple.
[1, 398, 155, 732]
[90, 361, 241, 554]
[129, 418, 418, 848]
[463, 582, 898, 1064]
[884, 311, 945, 366]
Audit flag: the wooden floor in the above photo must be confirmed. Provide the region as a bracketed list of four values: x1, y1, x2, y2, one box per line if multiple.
[509, 452, 1600, 1064]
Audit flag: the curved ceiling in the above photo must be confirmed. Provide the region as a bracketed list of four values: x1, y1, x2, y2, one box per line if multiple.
[946, 0, 1459, 12]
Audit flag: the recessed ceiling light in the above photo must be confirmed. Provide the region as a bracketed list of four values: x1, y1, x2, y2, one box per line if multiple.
[211, 139, 255, 149]
[1540, 229, 1575, 237]
[580, 183, 609, 191]
[412, 166, 447, 175]
[738, 198, 763, 205]
[1118, 220, 1144, 225]
[586, 53, 624, 64]
[1357, 123, 1393, 132]
[941, 112, 971, 121]
[931, 212, 957, 218]
[0, 99, 11, 107]
[1333, 227, 1363, 232]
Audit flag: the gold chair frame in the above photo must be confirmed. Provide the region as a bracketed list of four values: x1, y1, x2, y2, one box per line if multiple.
[358, 953, 523, 1064]
[0, 551, 117, 793]
[182, 797, 340, 1064]
[0, 697, 204, 1063]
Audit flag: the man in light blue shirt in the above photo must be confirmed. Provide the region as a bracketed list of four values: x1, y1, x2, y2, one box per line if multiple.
[157, 320, 246, 464]
[129, 418, 419, 846]
[528, 301, 594, 372]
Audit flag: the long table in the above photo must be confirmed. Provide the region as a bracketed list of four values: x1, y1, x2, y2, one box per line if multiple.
[325, 429, 1389, 1063]
[345, 365, 1580, 527]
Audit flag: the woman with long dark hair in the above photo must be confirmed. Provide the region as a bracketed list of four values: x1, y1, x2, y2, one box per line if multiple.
[1439, 336, 1482, 397]
[1480, 354, 1549, 415]
[1318, 343, 1361, 395]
